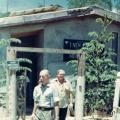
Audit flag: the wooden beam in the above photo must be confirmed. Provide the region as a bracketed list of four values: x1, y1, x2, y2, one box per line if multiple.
[9, 47, 82, 54]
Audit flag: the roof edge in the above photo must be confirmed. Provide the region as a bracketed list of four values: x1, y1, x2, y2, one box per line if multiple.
[0, 5, 119, 28]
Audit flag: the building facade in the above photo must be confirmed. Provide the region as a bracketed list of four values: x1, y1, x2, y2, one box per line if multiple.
[0, 5, 120, 108]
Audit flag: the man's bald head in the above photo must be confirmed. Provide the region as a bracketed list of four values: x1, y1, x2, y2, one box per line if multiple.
[39, 69, 50, 85]
[40, 69, 50, 77]
[57, 69, 65, 83]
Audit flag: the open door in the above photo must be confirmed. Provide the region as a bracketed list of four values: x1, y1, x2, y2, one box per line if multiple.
[11, 30, 44, 114]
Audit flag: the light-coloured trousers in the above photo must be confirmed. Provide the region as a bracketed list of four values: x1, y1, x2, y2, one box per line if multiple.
[35, 109, 53, 120]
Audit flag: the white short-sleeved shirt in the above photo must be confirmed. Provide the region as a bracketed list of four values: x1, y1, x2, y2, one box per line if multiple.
[52, 79, 73, 108]
[33, 83, 59, 108]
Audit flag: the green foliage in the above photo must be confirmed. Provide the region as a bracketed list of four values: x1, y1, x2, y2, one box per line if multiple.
[17, 75, 26, 81]
[67, 60, 78, 76]
[0, 38, 21, 47]
[0, 38, 32, 79]
[0, 38, 32, 107]
[17, 58, 32, 64]
[0, 93, 6, 108]
[0, 12, 10, 18]
[17, 58, 32, 72]
[67, 0, 120, 10]
[68, 17, 117, 113]
[83, 17, 117, 113]
[18, 66, 32, 72]
[0, 37, 32, 108]
[67, 0, 101, 8]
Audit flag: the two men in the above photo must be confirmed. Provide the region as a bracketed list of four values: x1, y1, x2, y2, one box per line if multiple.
[31, 69, 73, 120]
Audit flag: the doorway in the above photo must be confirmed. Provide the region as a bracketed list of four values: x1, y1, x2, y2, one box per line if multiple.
[11, 30, 44, 113]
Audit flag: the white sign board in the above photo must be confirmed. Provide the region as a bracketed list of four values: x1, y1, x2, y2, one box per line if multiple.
[7, 60, 19, 70]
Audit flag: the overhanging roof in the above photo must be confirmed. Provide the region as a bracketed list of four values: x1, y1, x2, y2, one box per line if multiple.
[0, 5, 120, 28]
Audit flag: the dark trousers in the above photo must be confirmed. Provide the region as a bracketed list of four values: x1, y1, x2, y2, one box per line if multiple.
[59, 107, 68, 120]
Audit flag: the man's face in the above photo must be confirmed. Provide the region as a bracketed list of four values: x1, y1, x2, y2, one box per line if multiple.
[57, 73, 64, 82]
[39, 74, 49, 85]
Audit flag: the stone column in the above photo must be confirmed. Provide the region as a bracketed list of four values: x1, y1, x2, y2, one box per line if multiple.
[6, 48, 17, 120]
[75, 53, 85, 120]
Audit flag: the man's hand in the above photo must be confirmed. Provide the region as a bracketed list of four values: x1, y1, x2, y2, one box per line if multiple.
[69, 103, 73, 109]
[54, 116, 59, 120]
[69, 103, 74, 116]
[31, 113, 36, 120]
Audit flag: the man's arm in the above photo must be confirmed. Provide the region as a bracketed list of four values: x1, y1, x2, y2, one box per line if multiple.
[65, 81, 74, 111]
[31, 101, 38, 120]
[69, 92, 73, 104]
[65, 81, 74, 103]
[32, 102, 38, 115]
[52, 84, 60, 120]
[31, 86, 39, 119]
[68, 82, 74, 117]
[54, 101, 59, 120]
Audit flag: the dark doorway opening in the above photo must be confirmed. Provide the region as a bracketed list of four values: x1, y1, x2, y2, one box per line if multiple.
[11, 30, 43, 114]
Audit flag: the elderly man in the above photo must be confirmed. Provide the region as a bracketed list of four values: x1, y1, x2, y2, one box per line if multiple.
[31, 69, 59, 120]
[53, 69, 73, 120]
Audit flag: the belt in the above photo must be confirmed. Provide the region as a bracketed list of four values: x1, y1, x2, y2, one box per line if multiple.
[38, 107, 54, 111]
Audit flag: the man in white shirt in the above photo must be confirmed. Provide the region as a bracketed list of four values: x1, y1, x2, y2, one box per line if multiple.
[53, 69, 73, 120]
[31, 69, 59, 120]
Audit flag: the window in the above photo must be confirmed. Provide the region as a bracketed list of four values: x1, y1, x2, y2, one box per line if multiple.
[112, 32, 118, 64]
